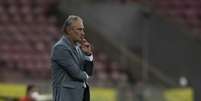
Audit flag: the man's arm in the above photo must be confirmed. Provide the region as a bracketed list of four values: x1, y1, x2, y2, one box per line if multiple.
[53, 45, 88, 81]
[80, 38, 94, 76]
[83, 55, 94, 76]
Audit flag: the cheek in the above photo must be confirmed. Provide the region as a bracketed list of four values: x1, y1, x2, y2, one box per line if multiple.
[72, 33, 80, 40]
[75, 32, 81, 37]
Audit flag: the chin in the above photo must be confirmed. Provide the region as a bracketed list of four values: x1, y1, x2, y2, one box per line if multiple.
[78, 39, 82, 42]
[75, 39, 81, 43]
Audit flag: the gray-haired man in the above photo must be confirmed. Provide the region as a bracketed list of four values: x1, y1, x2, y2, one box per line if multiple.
[51, 15, 94, 101]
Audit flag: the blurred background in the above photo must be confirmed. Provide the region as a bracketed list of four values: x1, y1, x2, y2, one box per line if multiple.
[0, 0, 201, 101]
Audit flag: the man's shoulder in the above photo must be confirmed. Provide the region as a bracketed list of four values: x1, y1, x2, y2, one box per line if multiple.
[51, 40, 70, 59]
[53, 39, 70, 50]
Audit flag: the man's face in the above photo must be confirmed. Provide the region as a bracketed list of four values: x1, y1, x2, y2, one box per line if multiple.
[67, 19, 85, 43]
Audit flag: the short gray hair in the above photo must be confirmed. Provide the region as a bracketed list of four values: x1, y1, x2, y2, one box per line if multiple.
[62, 15, 82, 33]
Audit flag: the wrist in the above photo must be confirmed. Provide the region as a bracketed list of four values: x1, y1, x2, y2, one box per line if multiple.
[84, 52, 92, 56]
[85, 55, 93, 61]
[86, 53, 92, 56]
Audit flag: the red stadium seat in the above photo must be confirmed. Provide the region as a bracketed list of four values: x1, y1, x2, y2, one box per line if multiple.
[0, 0, 124, 82]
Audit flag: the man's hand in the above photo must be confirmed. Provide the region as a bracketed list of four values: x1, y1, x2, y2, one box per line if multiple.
[80, 38, 93, 56]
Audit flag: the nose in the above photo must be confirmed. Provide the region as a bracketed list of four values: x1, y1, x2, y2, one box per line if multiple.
[81, 30, 85, 36]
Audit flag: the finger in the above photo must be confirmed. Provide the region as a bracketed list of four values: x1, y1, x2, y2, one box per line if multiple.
[81, 38, 88, 44]
[83, 42, 91, 47]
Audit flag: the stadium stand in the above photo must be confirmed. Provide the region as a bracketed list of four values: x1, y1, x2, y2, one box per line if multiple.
[137, 0, 201, 39]
[0, 0, 128, 85]
[0, 0, 60, 80]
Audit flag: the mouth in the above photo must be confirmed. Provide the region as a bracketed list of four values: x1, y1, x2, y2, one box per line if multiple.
[80, 36, 85, 41]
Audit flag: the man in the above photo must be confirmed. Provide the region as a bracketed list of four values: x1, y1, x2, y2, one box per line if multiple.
[51, 15, 94, 101]
[19, 84, 38, 101]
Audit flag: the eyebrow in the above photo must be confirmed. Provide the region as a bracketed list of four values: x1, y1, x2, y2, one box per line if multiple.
[76, 28, 84, 30]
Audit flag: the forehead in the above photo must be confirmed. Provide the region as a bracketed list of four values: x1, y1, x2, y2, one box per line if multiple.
[71, 19, 84, 28]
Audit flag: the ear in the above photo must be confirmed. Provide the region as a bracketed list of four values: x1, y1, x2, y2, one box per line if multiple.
[66, 26, 71, 34]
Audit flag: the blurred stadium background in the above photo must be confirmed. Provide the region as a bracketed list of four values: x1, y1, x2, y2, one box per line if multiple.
[0, 0, 201, 101]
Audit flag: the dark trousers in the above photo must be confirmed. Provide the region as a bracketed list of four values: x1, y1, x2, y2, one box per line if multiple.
[83, 85, 90, 101]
